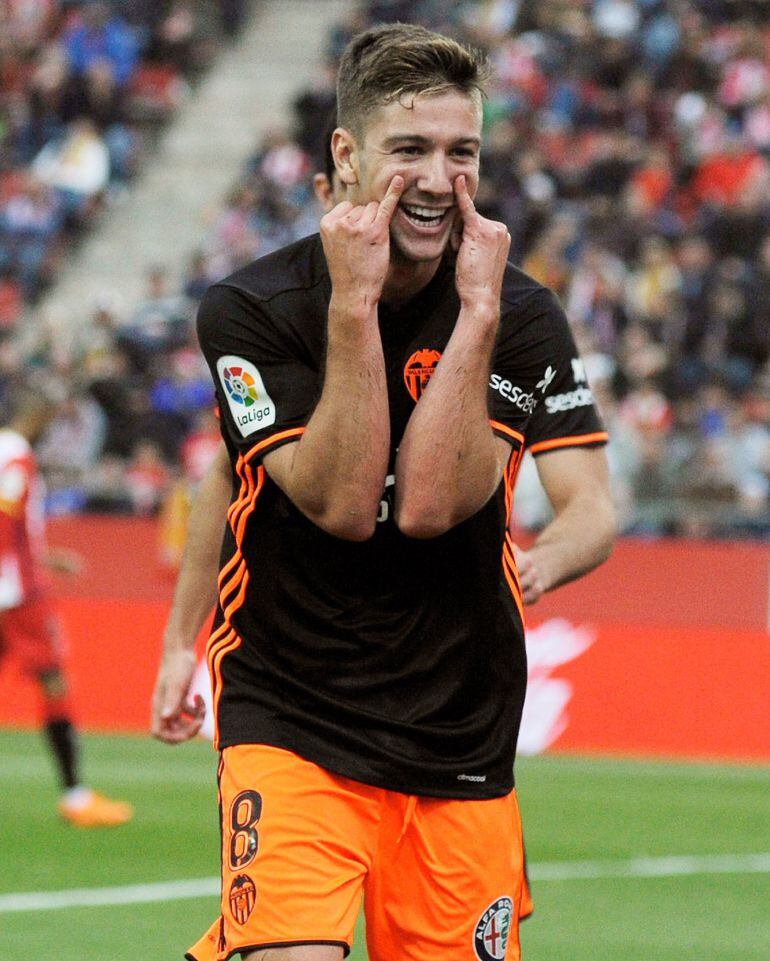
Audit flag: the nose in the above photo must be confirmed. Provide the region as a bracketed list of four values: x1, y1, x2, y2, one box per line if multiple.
[416, 151, 453, 198]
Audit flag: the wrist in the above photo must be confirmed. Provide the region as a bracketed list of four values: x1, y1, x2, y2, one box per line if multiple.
[455, 303, 500, 344]
[329, 292, 379, 323]
[161, 637, 197, 657]
[458, 297, 500, 326]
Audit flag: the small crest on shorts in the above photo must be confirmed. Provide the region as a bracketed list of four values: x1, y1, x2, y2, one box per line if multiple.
[229, 874, 257, 925]
[473, 896, 513, 961]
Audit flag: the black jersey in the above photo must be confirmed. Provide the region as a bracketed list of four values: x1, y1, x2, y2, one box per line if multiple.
[198, 234, 606, 800]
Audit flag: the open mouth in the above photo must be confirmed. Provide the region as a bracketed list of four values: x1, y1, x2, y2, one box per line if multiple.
[400, 204, 451, 229]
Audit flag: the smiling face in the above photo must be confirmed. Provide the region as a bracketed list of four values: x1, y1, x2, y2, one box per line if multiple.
[334, 90, 482, 267]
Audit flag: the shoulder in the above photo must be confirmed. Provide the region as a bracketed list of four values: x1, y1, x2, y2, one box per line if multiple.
[500, 262, 562, 316]
[214, 234, 327, 306]
[498, 262, 568, 344]
[197, 236, 330, 359]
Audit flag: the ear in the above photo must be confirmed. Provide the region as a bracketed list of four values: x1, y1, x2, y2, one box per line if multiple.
[331, 127, 359, 187]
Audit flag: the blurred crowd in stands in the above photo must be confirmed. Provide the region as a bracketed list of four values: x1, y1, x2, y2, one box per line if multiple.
[0, 0, 246, 310]
[2, 0, 769, 541]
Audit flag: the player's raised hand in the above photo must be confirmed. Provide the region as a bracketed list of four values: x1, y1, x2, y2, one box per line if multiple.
[320, 175, 405, 310]
[453, 174, 511, 311]
[151, 647, 206, 744]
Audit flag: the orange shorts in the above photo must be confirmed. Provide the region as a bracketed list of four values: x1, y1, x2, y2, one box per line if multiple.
[187, 744, 529, 961]
[0, 597, 64, 676]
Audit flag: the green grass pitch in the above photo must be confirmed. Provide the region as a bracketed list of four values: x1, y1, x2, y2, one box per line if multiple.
[1, 729, 768, 960]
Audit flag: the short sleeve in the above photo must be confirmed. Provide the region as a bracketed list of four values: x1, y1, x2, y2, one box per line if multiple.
[488, 288, 608, 454]
[197, 284, 320, 460]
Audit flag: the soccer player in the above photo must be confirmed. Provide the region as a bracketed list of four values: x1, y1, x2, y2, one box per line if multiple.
[0, 393, 133, 828]
[154, 24, 615, 961]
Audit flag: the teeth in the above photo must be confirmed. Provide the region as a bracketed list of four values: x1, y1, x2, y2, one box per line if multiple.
[401, 204, 447, 226]
[403, 205, 447, 218]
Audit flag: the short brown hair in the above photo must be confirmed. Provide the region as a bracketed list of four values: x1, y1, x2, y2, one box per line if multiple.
[336, 23, 489, 137]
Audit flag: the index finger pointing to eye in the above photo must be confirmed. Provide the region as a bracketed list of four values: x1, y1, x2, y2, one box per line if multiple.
[375, 175, 405, 225]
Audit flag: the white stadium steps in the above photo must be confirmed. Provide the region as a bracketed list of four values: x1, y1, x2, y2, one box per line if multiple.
[33, 0, 351, 353]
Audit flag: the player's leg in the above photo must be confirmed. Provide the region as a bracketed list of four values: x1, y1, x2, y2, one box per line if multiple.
[364, 789, 527, 961]
[186, 744, 379, 961]
[38, 665, 80, 790]
[6, 598, 132, 826]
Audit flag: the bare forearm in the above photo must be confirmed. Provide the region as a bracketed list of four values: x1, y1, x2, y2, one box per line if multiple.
[266, 184, 404, 541]
[395, 307, 500, 537]
[270, 300, 389, 540]
[527, 491, 616, 593]
[163, 466, 230, 651]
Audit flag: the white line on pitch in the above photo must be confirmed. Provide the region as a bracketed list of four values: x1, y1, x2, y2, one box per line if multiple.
[529, 852, 770, 881]
[0, 877, 220, 914]
[0, 755, 215, 785]
[1, 853, 769, 914]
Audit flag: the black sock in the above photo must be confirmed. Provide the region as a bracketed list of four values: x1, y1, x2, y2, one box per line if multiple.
[44, 718, 80, 790]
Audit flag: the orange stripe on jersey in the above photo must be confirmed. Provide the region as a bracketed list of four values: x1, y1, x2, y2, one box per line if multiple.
[208, 428, 318, 744]
[503, 538, 521, 590]
[208, 432, 306, 744]
[217, 457, 253, 589]
[220, 427, 304, 557]
[500, 445, 526, 626]
[502, 552, 524, 623]
[208, 628, 235, 730]
[211, 628, 245, 726]
[218, 428, 303, 581]
[218, 559, 246, 610]
[489, 420, 525, 448]
[215, 428, 303, 599]
[528, 431, 609, 455]
[217, 454, 267, 590]
[244, 426, 306, 465]
[208, 455, 269, 746]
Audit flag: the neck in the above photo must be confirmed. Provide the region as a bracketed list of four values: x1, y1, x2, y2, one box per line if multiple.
[381, 252, 442, 309]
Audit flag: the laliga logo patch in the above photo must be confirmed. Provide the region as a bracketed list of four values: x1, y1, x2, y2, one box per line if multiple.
[229, 874, 257, 925]
[223, 366, 259, 407]
[474, 896, 513, 960]
[217, 355, 276, 438]
[404, 348, 442, 402]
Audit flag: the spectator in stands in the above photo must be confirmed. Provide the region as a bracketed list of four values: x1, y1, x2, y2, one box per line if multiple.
[77, 296, 122, 375]
[149, 345, 212, 422]
[117, 265, 192, 363]
[0, 175, 63, 297]
[35, 391, 106, 491]
[2, 0, 768, 539]
[182, 249, 213, 303]
[32, 117, 110, 220]
[125, 440, 171, 516]
[63, 2, 140, 91]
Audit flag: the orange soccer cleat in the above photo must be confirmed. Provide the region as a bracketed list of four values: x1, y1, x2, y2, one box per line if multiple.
[58, 789, 134, 828]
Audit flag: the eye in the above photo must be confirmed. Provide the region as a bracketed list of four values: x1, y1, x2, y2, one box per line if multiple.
[394, 145, 422, 156]
[452, 148, 478, 160]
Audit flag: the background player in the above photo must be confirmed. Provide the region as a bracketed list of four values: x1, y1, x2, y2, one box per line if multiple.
[0, 391, 133, 827]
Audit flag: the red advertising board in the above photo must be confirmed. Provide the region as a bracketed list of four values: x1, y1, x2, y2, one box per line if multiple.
[516, 538, 770, 762]
[0, 517, 767, 761]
